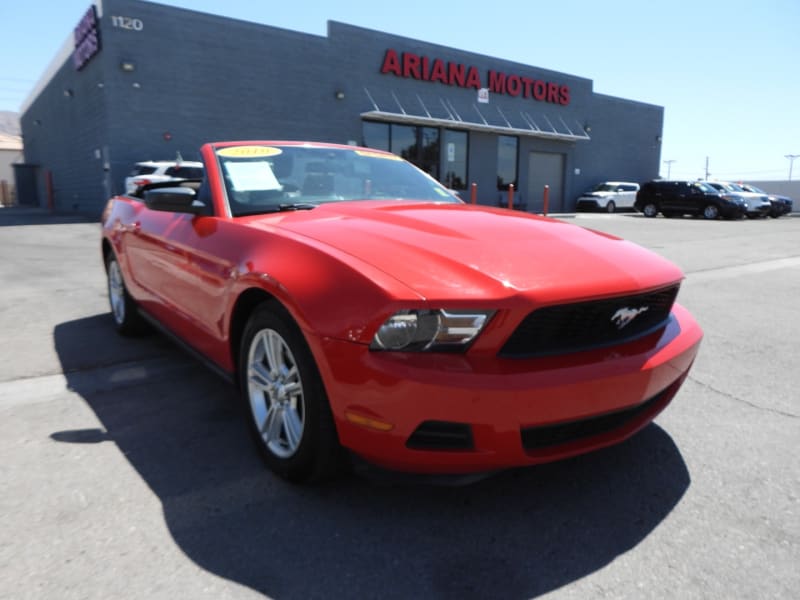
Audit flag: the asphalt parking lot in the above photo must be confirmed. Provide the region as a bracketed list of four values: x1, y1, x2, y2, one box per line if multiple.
[1, 207, 798, 599]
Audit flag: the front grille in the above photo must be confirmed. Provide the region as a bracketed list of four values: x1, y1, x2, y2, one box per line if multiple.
[520, 386, 668, 451]
[500, 285, 679, 357]
[406, 421, 474, 451]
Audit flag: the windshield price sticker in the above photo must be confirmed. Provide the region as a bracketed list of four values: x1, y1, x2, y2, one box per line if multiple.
[217, 146, 283, 158]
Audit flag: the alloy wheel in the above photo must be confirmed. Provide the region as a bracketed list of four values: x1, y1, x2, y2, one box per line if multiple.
[246, 328, 306, 459]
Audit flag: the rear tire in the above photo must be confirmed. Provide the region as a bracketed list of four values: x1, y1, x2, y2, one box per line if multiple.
[239, 303, 343, 482]
[702, 204, 720, 220]
[642, 203, 658, 218]
[105, 253, 147, 336]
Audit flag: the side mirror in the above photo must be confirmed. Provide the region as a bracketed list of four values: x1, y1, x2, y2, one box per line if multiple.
[144, 187, 206, 215]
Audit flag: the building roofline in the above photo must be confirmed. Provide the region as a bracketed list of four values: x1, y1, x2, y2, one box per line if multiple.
[21, 1, 103, 116]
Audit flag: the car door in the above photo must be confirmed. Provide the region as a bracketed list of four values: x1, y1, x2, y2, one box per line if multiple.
[619, 184, 637, 209]
[123, 206, 186, 316]
[685, 183, 710, 214]
[655, 182, 679, 211]
[155, 215, 237, 358]
[668, 182, 694, 212]
[124, 204, 236, 358]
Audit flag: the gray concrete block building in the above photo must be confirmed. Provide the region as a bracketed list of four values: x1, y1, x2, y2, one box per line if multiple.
[18, 0, 664, 215]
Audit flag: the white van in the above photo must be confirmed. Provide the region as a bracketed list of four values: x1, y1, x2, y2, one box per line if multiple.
[576, 181, 640, 213]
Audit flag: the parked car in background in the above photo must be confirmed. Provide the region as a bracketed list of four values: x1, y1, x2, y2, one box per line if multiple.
[739, 183, 793, 217]
[101, 140, 703, 482]
[576, 181, 640, 213]
[704, 181, 770, 219]
[635, 180, 746, 220]
[124, 159, 204, 194]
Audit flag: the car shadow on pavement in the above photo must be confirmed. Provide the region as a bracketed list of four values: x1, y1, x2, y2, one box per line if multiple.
[53, 314, 690, 599]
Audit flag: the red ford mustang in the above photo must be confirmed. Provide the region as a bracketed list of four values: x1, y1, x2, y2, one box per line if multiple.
[101, 141, 703, 482]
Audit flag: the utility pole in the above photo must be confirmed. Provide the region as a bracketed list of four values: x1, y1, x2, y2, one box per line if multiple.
[663, 159, 676, 179]
[785, 154, 800, 181]
[705, 157, 710, 180]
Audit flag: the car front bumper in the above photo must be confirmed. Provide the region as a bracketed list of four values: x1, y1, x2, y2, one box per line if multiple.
[311, 303, 703, 474]
[576, 198, 602, 211]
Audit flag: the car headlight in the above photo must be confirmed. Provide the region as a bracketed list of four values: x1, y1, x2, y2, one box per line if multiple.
[370, 309, 494, 352]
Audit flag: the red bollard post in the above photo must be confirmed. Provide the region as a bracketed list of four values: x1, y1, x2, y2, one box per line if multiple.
[507, 183, 515, 209]
[470, 182, 477, 204]
[542, 185, 550, 216]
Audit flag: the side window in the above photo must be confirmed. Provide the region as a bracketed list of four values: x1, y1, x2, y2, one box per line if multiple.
[130, 165, 156, 176]
[496, 135, 518, 191]
[165, 166, 203, 178]
[674, 183, 690, 195]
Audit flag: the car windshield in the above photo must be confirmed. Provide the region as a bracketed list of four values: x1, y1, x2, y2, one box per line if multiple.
[741, 184, 764, 193]
[695, 182, 718, 193]
[215, 144, 460, 216]
[591, 183, 617, 192]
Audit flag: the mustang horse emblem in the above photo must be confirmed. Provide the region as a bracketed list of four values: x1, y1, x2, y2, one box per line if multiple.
[611, 306, 649, 330]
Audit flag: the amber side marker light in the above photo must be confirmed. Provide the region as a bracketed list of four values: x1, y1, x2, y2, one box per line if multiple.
[345, 411, 394, 432]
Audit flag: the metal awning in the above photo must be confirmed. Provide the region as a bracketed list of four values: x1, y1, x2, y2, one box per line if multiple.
[361, 88, 591, 142]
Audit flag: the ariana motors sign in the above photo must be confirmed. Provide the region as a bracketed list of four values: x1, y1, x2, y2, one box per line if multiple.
[379, 48, 570, 106]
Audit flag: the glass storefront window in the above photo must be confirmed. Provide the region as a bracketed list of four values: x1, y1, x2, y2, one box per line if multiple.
[390, 124, 417, 163]
[418, 127, 440, 180]
[442, 129, 467, 190]
[362, 122, 465, 186]
[363, 121, 389, 151]
[497, 135, 518, 190]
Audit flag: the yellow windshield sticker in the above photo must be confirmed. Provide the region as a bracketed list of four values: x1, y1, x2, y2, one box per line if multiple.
[217, 146, 283, 158]
[354, 150, 403, 161]
[433, 187, 451, 197]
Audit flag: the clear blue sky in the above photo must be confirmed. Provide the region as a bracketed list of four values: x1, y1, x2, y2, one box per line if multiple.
[1, 0, 798, 181]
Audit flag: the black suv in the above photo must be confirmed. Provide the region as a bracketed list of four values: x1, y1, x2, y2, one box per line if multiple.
[635, 180, 746, 219]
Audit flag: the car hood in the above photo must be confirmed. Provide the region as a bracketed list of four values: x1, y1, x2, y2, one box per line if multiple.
[252, 201, 683, 302]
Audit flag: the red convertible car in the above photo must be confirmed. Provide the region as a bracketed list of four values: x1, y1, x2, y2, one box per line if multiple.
[101, 141, 702, 482]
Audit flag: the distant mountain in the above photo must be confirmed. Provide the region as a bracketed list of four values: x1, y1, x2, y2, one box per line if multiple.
[0, 112, 20, 136]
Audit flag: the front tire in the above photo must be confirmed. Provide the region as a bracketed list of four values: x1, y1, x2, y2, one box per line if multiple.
[239, 303, 342, 482]
[605, 200, 616, 213]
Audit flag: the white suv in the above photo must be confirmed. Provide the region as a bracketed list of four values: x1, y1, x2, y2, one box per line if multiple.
[576, 181, 640, 213]
[124, 160, 204, 194]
